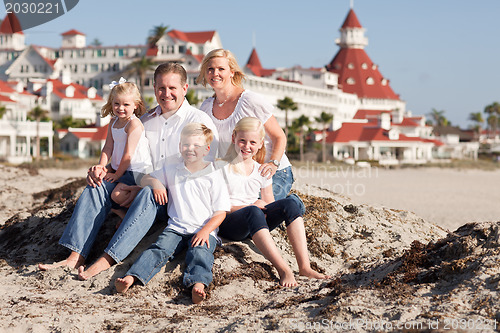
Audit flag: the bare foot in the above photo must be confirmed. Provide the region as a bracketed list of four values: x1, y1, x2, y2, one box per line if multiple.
[38, 252, 84, 271]
[278, 269, 298, 287]
[115, 276, 135, 293]
[77, 254, 114, 281]
[192, 283, 206, 304]
[299, 267, 331, 279]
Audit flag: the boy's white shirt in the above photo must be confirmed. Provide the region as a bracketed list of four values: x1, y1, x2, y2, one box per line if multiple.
[150, 161, 230, 242]
[222, 160, 273, 207]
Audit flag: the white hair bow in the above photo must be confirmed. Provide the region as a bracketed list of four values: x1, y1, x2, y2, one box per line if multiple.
[109, 77, 127, 90]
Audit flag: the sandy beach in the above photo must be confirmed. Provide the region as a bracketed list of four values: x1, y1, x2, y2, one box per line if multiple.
[293, 163, 500, 231]
[0, 164, 498, 332]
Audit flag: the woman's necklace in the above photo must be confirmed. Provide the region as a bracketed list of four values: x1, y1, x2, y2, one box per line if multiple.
[215, 93, 230, 107]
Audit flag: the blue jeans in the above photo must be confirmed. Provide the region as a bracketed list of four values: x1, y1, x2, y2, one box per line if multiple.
[272, 166, 294, 200]
[126, 228, 216, 288]
[219, 196, 303, 241]
[59, 185, 165, 263]
[273, 166, 306, 215]
[59, 180, 117, 258]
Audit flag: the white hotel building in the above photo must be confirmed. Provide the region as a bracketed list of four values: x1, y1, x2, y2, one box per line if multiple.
[0, 9, 453, 164]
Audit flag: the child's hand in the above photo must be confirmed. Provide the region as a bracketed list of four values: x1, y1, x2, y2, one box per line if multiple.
[104, 172, 120, 183]
[191, 230, 210, 248]
[152, 188, 168, 205]
[87, 165, 107, 187]
[253, 199, 267, 209]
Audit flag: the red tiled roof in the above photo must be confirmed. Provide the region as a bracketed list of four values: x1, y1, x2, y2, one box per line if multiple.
[0, 95, 16, 103]
[322, 122, 436, 144]
[326, 48, 399, 100]
[167, 30, 215, 43]
[61, 29, 85, 36]
[32, 46, 57, 69]
[0, 80, 16, 93]
[245, 48, 275, 77]
[0, 13, 23, 34]
[69, 124, 108, 141]
[47, 79, 103, 101]
[397, 118, 421, 127]
[342, 9, 363, 29]
[353, 109, 391, 119]
[185, 49, 204, 63]
[146, 46, 158, 56]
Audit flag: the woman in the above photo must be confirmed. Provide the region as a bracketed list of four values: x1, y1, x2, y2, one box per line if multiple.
[197, 48, 296, 201]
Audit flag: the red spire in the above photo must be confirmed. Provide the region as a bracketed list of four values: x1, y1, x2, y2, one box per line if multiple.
[0, 13, 23, 34]
[341, 9, 362, 29]
[246, 48, 263, 69]
[245, 48, 274, 77]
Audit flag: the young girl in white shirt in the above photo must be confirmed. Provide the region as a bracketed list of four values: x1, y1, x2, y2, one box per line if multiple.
[97, 79, 152, 220]
[219, 117, 329, 287]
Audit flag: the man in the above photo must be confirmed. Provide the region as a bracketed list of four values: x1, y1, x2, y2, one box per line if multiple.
[39, 63, 218, 279]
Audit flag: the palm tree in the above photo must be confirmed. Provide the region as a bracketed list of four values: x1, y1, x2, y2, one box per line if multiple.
[28, 105, 50, 160]
[91, 38, 102, 47]
[484, 102, 500, 138]
[0, 104, 6, 119]
[143, 96, 157, 111]
[276, 96, 298, 139]
[54, 115, 87, 129]
[291, 115, 311, 162]
[315, 111, 334, 163]
[123, 56, 156, 93]
[186, 89, 200, 106]
[468, 112, 484, 139]
[428, 108, 449, 127]
[147, 24, 169, 47]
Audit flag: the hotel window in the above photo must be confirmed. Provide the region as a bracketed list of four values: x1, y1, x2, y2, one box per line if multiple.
[381, 78, 387, 86]
[361, 63, 368, 69]
[347, 63, 354, 69]
[366, 77, 374, 85]
[346, 77, 355, 85]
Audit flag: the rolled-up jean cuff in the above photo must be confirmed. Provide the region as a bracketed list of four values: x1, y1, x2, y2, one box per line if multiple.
[129, 273, 147, 286]
[59, 242, 85, 258]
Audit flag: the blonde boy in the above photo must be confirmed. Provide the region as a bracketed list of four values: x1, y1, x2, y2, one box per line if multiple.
[115, 123, 230, 303]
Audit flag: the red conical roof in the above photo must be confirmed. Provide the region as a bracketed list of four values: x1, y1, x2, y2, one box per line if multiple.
[245, 48, 274, 77]
[327, 9, 399, 100]
[0, 13, 23, 34]
[342, 9, 362, 29]
[327, 48, 398, 100]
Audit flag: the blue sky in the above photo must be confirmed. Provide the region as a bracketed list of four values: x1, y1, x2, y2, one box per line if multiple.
[6, 0, 500, 127]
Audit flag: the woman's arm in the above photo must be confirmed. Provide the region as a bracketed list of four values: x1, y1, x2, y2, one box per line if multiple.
[259, 115, 287, 179]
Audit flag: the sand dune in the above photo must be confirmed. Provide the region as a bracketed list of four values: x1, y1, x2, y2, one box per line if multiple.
[0, 165, 498, 332]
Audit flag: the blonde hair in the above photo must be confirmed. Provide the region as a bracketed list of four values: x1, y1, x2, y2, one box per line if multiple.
[181, 122, 214, 146]
[196, 48, 246, 88]
[101, 82, 146, 118]
[223, 117, 266, 174]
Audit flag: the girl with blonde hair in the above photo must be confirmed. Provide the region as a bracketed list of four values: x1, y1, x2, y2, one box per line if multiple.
[219, 117, 329, 287]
